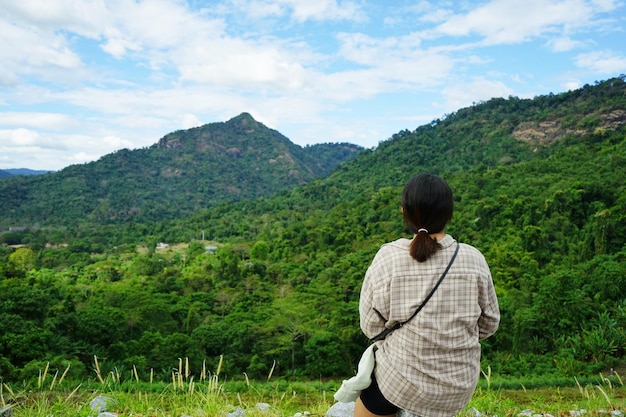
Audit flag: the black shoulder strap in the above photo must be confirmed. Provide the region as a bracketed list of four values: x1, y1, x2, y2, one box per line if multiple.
[370, 242, 460, 342]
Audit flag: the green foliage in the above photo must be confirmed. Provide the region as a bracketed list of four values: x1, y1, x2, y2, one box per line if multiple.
[6, 247, 37, 277]
[1, 77, 626, 382]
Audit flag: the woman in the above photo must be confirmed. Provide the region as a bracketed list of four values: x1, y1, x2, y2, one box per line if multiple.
[355, 173, 500, 417]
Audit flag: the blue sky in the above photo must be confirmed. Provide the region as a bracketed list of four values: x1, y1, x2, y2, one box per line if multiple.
[1, 0, 625, 171]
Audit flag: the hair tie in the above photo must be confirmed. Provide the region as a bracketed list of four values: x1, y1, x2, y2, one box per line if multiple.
[417, 228, 429, 234]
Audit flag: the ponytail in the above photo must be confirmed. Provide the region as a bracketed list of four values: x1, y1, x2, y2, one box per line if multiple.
[409, 229, 442, 262]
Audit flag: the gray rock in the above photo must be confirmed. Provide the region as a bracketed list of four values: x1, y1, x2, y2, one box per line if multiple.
[98, 413, 118, 417]
[89, 395, 118, 413]
[326, 402, 355, 417]
[255, 403, 273, 413]
[227, 406, 247, 417]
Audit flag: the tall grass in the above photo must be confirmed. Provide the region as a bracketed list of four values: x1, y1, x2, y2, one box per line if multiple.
[1, 359, 624, 416]
[2, 355, 334, 416]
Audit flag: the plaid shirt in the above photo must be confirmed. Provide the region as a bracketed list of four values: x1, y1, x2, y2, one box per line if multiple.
[360, 235, 500, 417]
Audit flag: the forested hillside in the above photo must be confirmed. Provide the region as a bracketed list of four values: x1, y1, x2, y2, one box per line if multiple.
[0, 112, 362, 229]
[1, 77, 625, 384]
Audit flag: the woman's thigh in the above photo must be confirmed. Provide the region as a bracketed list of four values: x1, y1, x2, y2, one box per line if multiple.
[354, 397, 396, 417]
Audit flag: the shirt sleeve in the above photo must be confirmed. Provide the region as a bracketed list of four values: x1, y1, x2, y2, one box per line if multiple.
[477, 263, 500, 340]
[359, 247, 392, 339]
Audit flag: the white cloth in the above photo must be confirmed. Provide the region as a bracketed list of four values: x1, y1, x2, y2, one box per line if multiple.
[333, 343, 377, 403]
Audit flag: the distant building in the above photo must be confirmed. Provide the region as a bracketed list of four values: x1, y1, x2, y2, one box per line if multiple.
[205, 245, 218, 254]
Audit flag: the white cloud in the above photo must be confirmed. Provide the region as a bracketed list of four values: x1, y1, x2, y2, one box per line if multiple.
[103, 135, 134, 149]
[564, 80, 581, 90]
[590, 0, 620, 12]
[66, 151, 99, 164]
[437, 78, 516, 112]
[0, 20, 83, 85]
[101, 27, 143, 59]
[177, 41, 308, 89]
[575, 51, 626, 74]
[547, 36, 585, 52]
[7, 128, 41, 146]
[335, 32, 452, 90]
[182, 114, 203, 130]
[0, 0, 108, 35]
[104, 0, 225, 52]
[287, 0, 365, 22]
[229, 0, 366, 22]
[0, 113, 72, 129]
[56, 133, 143, 166]
[0, 128, 66, 152]
[231, 0, 284, 19]
[433, 0, 597, 44]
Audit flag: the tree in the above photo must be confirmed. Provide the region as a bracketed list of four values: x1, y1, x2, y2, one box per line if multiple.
[7, 247, 37, 277]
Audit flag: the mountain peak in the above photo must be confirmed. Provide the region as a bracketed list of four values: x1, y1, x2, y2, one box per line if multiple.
[229, 112, 256, 123]
[225, 112, 265, 132]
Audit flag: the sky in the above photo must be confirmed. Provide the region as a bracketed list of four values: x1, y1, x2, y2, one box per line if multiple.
[1, 0, 625, 171]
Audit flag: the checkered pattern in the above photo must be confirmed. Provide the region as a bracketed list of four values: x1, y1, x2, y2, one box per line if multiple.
[359, 235, 500, 417]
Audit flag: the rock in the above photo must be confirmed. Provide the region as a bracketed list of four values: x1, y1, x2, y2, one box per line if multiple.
[89, 395, 118, 413]
[468, 408, 484, 417]
[326, 402, 426, 417]
[227, 406, 247, 417]
[225, 403, 274, 417]
[98, 413, 118, 417]
[326, 402, 355, 417]
[255, 403, 272, 413]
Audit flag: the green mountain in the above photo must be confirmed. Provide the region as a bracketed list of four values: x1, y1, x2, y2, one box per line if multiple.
[1, 77, 625, 382]
[0, 168, 53, 177]
[0, 113, 362, 229]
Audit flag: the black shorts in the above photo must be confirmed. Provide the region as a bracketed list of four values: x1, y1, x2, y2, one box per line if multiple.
[360, 373, 399, 415]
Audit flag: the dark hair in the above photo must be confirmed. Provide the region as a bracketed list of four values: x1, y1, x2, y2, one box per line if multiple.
[401, 173, 453, 262]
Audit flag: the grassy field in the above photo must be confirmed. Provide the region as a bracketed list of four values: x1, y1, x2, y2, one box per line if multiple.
[1, 380, 625, 416]
[1, 359, 624, 416]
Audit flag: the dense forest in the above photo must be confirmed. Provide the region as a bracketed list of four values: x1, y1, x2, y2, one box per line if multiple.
[1, 77, 625, 384]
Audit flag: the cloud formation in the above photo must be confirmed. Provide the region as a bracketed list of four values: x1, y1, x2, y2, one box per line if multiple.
[1, 0, 625, 170]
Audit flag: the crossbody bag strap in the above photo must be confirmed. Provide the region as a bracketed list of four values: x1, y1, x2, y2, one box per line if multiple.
[370, 242, 460, 342]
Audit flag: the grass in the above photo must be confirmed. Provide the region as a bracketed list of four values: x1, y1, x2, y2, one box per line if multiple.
[1, 359, 624, 416]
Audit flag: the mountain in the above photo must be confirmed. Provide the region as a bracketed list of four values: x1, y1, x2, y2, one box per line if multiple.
[0, 168, 53, 177]
[0, 113, 362, 229]
[231, 77, 626, 216]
